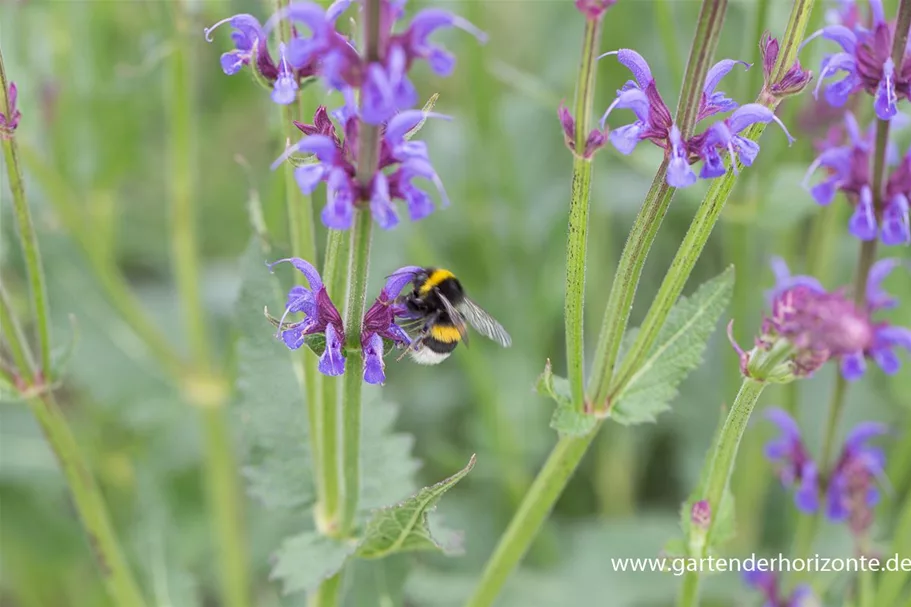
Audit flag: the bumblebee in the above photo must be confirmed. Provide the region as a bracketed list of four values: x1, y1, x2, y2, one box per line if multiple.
[397, 267, 511, 364]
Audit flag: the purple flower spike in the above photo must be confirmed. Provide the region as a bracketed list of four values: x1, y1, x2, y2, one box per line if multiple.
[826, 421, 889, 535]
[0, 81, 21, 137]
[764, 408, 820, 513]
[267, 257, 346, 378]
[398, 9, 487, 78]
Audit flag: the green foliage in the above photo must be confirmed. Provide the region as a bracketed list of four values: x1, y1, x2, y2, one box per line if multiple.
[356, 454, 476, 559]
[611, 266, 735, 425]
[535, 359, 597, 436]
[271, 532, 356, 595]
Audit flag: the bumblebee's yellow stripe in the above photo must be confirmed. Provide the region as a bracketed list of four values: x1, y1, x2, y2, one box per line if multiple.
[419, 269, 455, 294]
[430, 325, 462, 343]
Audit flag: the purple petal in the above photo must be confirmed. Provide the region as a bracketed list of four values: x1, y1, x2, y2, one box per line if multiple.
[608, 123, 645, 155]
[220, 51, 247, 75]
[318, 324, 346, 376]
[383, 266, 421, 299]
[765, 407, 802, 441]
[326, 0, 353, 23]
[601, 49, 653, 89]
[825, 474, 849, 521]
[703, 59, 750, 95]
[363, 333, 387, 385]
[600, 88, 650, 130]
[370, 172, 399, 230]
[427, 49, 456, 77]
[840, 350, 867, 381]
[204, 13, 263, 47]
[866, 258, 901, 310]
[271, 44, 299, 105]
[270, 134, 340, 170]
[666, 126, 696, 188]
[843, 422, 889, 454]
[281, 326, 306, 349]
[815, 53, 858, 106]
[872, 343, 902, 374]
[877, 325, 911, 352]
[809, 177, 839, 206]
[402, 182, 435, 220]
[881, 194, 910, 245]
[733, 136, 761, 167]
[321, 195, 354, 230]
[294, 164, 328, 194]
[821, 25, 858, 53]
[385, 110, 452, 146]
[728, 103, 795, 144]
[875, 58, 898, 120]
[409, 8, 488, 46]
[848, 187, 878, 240]
[286, 37, 320, 68]
[698, 146, 727, 179]
[794, 461, 820, 513]
[266, 257, 324, 291]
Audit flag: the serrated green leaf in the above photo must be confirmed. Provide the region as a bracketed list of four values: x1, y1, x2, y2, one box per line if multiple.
[612, 266, 735, 425]
[355, 455, 476, 559]
[536, 359, 596, 436]
[270, 531, 356, 595]
[235, 239, 315, 511]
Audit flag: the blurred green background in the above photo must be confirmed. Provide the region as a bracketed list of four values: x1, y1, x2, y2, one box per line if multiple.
[1, 0, 909, 605]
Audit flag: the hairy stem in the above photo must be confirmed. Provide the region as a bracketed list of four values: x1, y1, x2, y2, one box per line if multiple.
[588, 0, 728, 408]
[564, 16, 602, 413]
[0, 47, 51, 376]
[168, 7, 248, 606]
[0, 280, 36, 376]
[678, 378, 766, 606]
[30, 393, 147, 606]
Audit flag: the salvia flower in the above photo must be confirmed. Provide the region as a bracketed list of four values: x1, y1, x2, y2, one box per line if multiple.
[826, 421, 889, 535]
[806, 0, 911, 120]
[220, 0, 485, 120]
[764, 408, 821, 513]
[760, 32, 813, 101]
[599, 49, 793, 188]
[743, 570, 817, 607]
[803, 111, 911, 245]
[267, 257, 346, 376]
[0, 81, 21, 138]
[558, 102, 607, 159]
[763, 409, 889, 537]
[360, 265, 420, 384]
[273, 106, 450, 230]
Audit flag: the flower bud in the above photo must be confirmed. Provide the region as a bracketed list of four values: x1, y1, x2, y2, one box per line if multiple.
[574, 0, 617, 21]
[759, 32, 812, 102]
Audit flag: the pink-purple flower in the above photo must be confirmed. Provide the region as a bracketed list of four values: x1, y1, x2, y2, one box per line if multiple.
[0, 81, 21, 138]
[806, 0, 911, 120]
[360, 266, 420, 384]
[273, 106, 450, 230]
[268, 257, 346, 376]
[598, 49, 793, 188]
[803, 111, 911, 245]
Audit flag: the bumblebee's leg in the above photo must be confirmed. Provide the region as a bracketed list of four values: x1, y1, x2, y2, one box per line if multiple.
[396, 311, 439, 361]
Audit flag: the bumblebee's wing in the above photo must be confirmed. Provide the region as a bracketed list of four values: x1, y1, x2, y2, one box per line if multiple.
[437, 293, 470, 346]
[457, 298, 512, 347]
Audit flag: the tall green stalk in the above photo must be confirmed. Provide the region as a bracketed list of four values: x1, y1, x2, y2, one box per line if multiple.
[337, 0, 381, 539]
[564, 16, 602, 413]
[1, 45, 147, 607]
[678, 378, 767, 606]
[167, 6, 248, 606]
[588, 0, 729, 410]
[465, 4, 731, 604]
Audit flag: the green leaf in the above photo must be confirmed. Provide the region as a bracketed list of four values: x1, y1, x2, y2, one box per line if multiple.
[270, 531, 356, 595]
[235, 239, 315, 511]
[612, 266, 735, 425]
[536, 359, 596, 437]
[355, 455, 476, 559]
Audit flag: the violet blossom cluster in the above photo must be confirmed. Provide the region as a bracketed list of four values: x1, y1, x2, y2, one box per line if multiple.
[268, 258, 420, 384]
[743, 569, 816, 607]
[807, 0, 911, 121]
[205, 0, 484, 230]
[730, 258, 910, 381]
[597, 48, 795, 188]
[803, 111, 910, 245]
[763, 408, 888, 538]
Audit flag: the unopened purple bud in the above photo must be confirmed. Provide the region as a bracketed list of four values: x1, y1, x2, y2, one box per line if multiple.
[0, 81, 21, 138]
[574, 0, 617, 20]
[760, 32, 813, 100]
[690, 500, 711, 530]
[558, 102, 576, 152]
[583, 129, 607, 158]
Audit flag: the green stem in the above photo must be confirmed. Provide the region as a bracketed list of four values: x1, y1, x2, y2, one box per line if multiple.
[0, 47, 51, 376]
[678, 378, 766, 607]
[464, 430, 600, 607]
[340, 210, 372, 537]
[588, 0, 728, 408]
[200, 406, 249, 607]
[0, 280, 36, 377]
[308, 572, 343, 607]
[29, 394, 147, 606]
[274, 0, 324, 534]
[167, 4, 208, 369]
[168, 7, 247, 606]
[564, 16, 602, 413]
